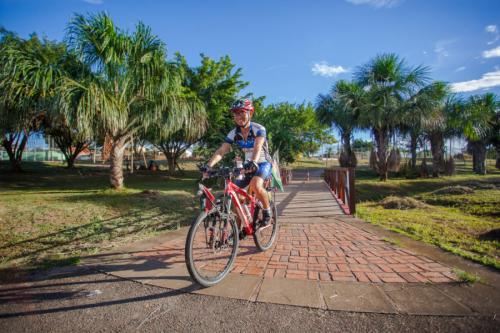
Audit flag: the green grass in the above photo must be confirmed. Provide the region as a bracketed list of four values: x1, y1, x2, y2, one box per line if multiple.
[0, 161, 200, 270]
[453, 268, 482, 284]
[354, 164, 500, 270]
[381, 237, 403, 247]
[290, 157, 337, 169]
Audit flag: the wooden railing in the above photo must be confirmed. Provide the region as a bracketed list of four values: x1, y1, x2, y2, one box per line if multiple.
[324, 167, 356, 215]
[279, 167, 292, 185]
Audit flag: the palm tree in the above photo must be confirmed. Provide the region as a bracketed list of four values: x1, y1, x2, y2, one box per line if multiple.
[316, 80, 363, 168]
[0, 30, 70, 171]
[401, 81, 449, 169]
[458, 93, 498, 175]
[403, 81, 451, 177]
[59, 13, 198, 188]
[356, 53, 429, 180]
[424, 92, 457, 177]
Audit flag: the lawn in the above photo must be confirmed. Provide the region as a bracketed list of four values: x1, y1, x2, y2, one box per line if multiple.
[354, 163, 500, 270]
[0, 161, 200, 271]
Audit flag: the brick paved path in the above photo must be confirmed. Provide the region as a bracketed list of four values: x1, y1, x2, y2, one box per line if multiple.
[134, 179, 457, 284]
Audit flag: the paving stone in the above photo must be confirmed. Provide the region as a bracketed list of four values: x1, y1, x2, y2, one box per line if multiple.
[320, 281, 397, 313]
[380, 284, 473, 315]
[257, 278, 325, 308]
[432, 283, 500, 315]
[195, 273, 261, 301]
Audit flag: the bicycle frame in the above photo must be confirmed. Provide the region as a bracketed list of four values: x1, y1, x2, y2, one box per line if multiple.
[198, 177, 258, 236]
[224, 179, 256, 236]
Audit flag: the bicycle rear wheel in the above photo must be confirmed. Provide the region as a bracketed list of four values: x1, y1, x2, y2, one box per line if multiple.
[253, 198, 279, 251]
[185, 209, 239, 287]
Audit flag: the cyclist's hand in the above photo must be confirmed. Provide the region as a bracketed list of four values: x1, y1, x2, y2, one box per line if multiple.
[199, 164, 211, 180]
[243, 160, 258, 173]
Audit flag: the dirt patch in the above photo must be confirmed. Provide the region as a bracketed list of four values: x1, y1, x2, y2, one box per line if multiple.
[379, 196, 429, 210]
[138, 190, 161, 197]
[432, 186, 474, 195]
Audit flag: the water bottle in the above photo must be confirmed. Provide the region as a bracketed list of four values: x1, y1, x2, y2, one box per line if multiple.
[235, 159, 244, 180]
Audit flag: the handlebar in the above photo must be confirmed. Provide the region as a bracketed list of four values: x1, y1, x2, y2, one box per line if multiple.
[199, 165, 252, 180]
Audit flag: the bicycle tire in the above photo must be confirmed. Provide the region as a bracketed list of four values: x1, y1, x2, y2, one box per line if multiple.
[253, 198, 279, 251]
[185, 209, 239, 287]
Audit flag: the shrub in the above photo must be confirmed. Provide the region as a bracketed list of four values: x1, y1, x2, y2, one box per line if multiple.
[432, 186, 474, 195]
[379, 196, 429, 209]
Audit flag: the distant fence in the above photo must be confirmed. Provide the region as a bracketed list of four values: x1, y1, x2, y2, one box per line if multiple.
[0, 149, 66, 162]
[324, 167, 356, 215]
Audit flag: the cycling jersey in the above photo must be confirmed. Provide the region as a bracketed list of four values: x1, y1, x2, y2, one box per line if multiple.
[224, 122, 272, 163]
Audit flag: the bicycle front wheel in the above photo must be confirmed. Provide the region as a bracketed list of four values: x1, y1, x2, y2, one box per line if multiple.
[185, 209, 239, 287]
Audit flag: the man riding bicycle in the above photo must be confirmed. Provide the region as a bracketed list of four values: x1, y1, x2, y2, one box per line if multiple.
[203, 99, 273, 225]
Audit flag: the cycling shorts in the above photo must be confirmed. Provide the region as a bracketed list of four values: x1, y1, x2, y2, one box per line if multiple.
[234, 162, 272, 189]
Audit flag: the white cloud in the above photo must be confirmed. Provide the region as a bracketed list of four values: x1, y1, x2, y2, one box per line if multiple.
[312, 62, 348, 77]
[434, 38, 458, 62]
[83, 0, 103, 4]
[485, 24, 499, 45]
[451, 70, 500, 92]
[345, 0, 403, 8]
[485, 25, 497, 33]
[454, 66, 466, 72]
[482, 46, 500, 58]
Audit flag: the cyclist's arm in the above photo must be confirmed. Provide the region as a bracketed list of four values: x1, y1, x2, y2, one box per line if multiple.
[251, 136, 265, 163]
[207, 142, 231, 167]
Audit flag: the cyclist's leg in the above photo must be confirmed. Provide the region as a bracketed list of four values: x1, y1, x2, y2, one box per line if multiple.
[249, 162, 272, 209]
[249, 175, 269, 209]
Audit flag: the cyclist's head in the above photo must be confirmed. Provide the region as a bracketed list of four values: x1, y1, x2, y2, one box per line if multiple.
[230, 99, 254, 128]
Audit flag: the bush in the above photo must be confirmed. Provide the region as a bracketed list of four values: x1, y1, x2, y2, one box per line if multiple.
[379, 196, 429, 209]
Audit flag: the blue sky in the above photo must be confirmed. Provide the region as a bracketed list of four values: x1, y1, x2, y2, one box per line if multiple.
[1, 0, 499, 106]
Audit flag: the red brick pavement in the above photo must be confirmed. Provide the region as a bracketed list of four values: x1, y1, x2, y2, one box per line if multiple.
[134, 219, 458, 283]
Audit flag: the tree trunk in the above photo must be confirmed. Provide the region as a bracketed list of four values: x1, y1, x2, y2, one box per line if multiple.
[109, 137, 127, 189]
[166, 152, 176, 173]
[410, 133, 418, 168]
[2, 133, 28, 172]
[429, 133, 445, 177]
[67, 155, 76, 168]
[339, 132, 357, 168]
[374, 128, 389, 181]
[469, 141, 487, 175]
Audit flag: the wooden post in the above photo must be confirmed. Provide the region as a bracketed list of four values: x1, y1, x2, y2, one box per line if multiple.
[348, 167, 356, 214]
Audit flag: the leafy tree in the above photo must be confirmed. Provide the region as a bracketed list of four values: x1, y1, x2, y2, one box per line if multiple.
[356, 53, 429, 180]
[44, 116, 92, 168]
[59, 13, 193, 188]
[148, 99, 207, 173]
[255, 102, 334, 164]
[352, 139, 373, 150]
[175, 53, 248, 159]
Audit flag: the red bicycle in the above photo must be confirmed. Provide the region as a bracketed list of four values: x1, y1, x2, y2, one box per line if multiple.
[185, 167, 279, 287]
